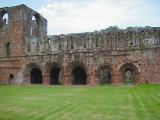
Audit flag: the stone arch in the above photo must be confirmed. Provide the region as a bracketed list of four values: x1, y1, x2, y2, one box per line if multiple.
[71, 63, 87, 85]
[98, 65, 112, 84]
[45, 63, 62, 85]
[119, 62, 140, 84]
[26, 63, 43, 84]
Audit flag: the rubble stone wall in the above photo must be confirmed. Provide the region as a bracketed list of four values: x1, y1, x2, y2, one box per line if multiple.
[0, 4, 160, 85]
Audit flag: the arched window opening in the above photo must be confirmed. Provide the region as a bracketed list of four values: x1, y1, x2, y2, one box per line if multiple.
[0, 10, 9, 31]
[71, 40, 74, 49]
[30, 68, 42, 84]
[130, 41, 133, 46]
[8, 74, 14, 84]
[32, 15, 36, 21]
[72, 66, 86, 85]
[48, 38, 51, 44]
[58, 43, 62, 50]
[83, 41, 86, 48]
[129, 31, 133, 40]
[99, 68, 111, 84]
[125, 69, 134, 84]
[6, 42, 11, 56]
[50, 67, 61, 85]
[95, 35, 99, 47]
[31, 13, 40, 37]
[27, 43, 31, 52]
[2, 13, 9, 25]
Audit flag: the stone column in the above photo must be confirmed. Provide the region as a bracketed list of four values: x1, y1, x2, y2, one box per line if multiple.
[86, 74, 91, 85]
[112, 67, 123, 85]
[43, 74, 49, 85]
[23, 75, 30, 84]
[63, 74, 72, 85]
[89, 69, 99, 86]
[135, 72, 141, 84]
[41, 64, 50, 85]
[63, 63, 72, 85]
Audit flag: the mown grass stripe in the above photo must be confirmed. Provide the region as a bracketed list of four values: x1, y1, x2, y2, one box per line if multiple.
[0, 85, 159, 120]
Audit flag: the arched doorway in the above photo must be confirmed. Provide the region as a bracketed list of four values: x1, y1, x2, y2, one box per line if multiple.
[8, 74, 14, 84]
[72, 66, 86, 85]
[124, 68, 134, 84]
[50, 67, 60, 85]
[120, 63, 139, 84]
[30, 68, 42, 84]
[99, 68, 111, 84]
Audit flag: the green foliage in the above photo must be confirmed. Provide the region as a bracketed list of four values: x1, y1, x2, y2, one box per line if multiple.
[140, 44, 147, 50]
[139, 39, 148, 51]
[102, 26, 121, 32]
[125, 79, 134, 84]
[145, 26, 152, 29]
[126, 26, 134, 30]
[101, 26, 153, 33]
[0, 85, 159, 120]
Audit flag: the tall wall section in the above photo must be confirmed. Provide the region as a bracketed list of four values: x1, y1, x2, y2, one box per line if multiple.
[0, 4, 160, 85]
[0, 4, 47, 84]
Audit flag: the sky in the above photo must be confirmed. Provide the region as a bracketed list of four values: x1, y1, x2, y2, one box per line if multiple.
[0, 0, 160, 35]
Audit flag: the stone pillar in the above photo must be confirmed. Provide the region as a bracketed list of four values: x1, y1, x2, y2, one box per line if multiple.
[157, 58, 160, 82]
[112, 67, 123, 85]
[86, 67, 91, 85]
[63, 63, 72, 85]
[112, 73, 119, 85]
[89, 69, 99, 86]
[63, 74, 72, 85]
[135, 72, 141, 84]
[41, 64, 49, 85]
[0, 75, 2, 83]
[43, 74, 49, 85]
[87, 74, 92, 85]
[146, 64, 153, 84]
[23, 75, 30, 84]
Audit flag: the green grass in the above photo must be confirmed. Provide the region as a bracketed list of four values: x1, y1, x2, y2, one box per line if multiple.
[0, 84, 159, 120]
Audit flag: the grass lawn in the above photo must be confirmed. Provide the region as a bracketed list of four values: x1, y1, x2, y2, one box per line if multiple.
[0, 84, 159, 120]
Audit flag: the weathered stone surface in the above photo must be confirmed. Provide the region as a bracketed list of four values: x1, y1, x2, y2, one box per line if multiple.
[0, 4, 160, 85]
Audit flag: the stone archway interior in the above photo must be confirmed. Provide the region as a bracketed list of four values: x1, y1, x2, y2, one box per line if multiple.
[9, 74, 14, 79]
[30, 68, 42, 84]
[100, 68, 111, 84]
[72, 66, 86, 85]
[8, 74, 14, 84]
[125, 68, 134, 84]
[50, 67, 60, 85]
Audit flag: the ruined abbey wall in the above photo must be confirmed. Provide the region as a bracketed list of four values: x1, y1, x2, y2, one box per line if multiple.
[0, 4, 160, 85]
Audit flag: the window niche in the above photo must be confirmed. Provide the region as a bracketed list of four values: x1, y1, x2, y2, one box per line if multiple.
[71, 40, 74, 49]
[0, 10, 9, 32]
[6, 42, 11, 56]
[31, 13, 40, 37]
[58, 43, 62, 50]
[95, 35, 99, 48]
